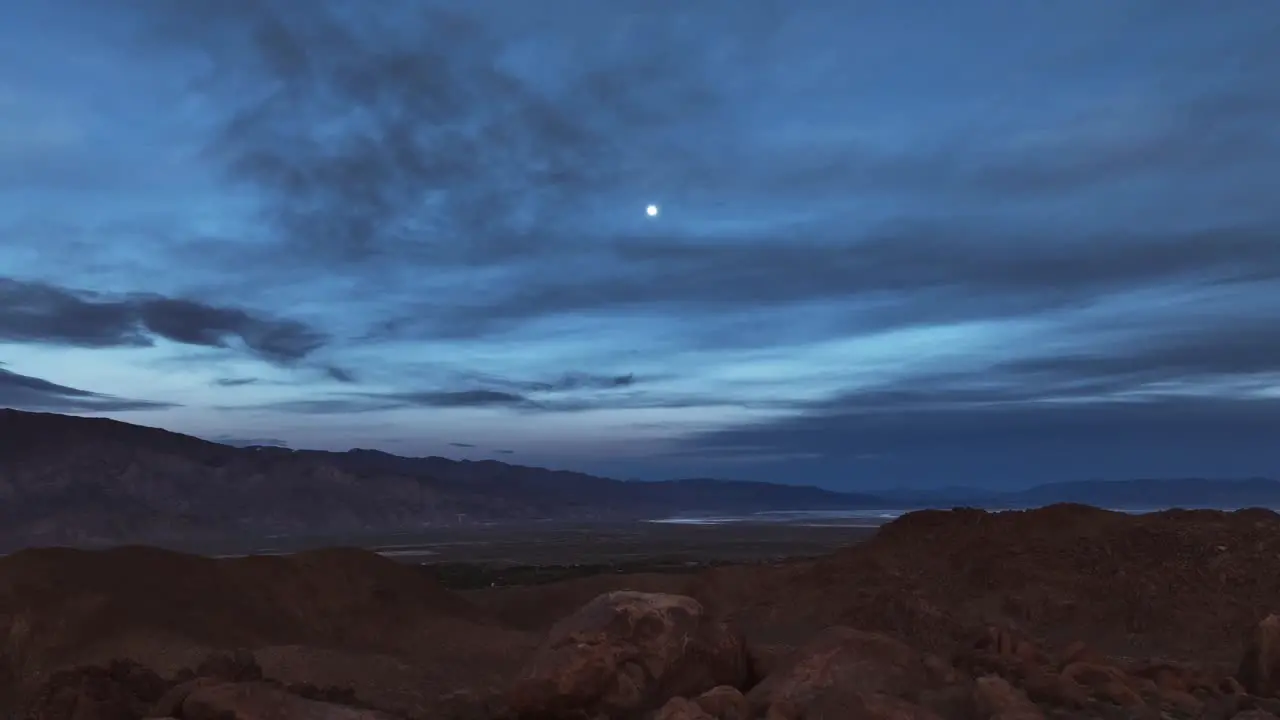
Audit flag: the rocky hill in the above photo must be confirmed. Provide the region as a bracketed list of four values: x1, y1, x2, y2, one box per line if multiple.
[7, 505, 1280, 718]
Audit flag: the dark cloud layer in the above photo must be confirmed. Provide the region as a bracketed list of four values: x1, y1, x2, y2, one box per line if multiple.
[391, 223, 1280, 340]
[237, 372, 651, 415]
[0, 278, 328, 366]
[156, 0, 729, 269]
[0, 366, 173, 413]
[673, 395, 1280, 489]
[669, 320, 1280, 487]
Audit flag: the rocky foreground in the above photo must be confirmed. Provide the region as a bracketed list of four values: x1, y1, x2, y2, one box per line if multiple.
[8, 504, 1280, 719]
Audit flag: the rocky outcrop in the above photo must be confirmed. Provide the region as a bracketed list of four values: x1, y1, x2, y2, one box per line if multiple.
[22, 652, 372, 720]
[506, 591, 747, 719]
[23, 606, 1280, 720]
[24, 660, 168, 720]
[18, 505, 1280, 719]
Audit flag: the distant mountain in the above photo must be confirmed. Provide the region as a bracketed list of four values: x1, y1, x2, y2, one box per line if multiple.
[2, 409, 1274, 552]
[0, 409, 881, 551]
[875, 478, 1280, 511]
[999, 477, 1280, 509]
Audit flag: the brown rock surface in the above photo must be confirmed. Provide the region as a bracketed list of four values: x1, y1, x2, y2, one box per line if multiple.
[13, 505, 1280, 718]
[506, 591, 747, 719]
[1060, 662, 1145, 708]
[0, 548, 534, 716]
[690, 685, 749, 720]
[180, 682, 393, 720]
[1240, 614, 1280, 698]
[973, 675, 1045, 720]
[745, 626, 946, 717]
[148, 677, 226, 718]
[708, 504, 1280, 664]
[654, 696, 715, 719]
[22, 660, 167, 720]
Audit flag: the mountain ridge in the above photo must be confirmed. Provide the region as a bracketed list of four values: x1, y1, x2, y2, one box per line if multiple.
[0, 409, 880, 550]
[1, 408, 1277, 551]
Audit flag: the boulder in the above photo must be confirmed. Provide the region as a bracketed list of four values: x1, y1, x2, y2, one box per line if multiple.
[745, 626, 945, 718]
[506, 591, 747, 719]
[956, 627, 1045, 680]
[972, 675, 1045, 720]
[691, 685, 749, 720]
[654, 697, 714, 720]
[1240, 614, 1280, 697]
[1060, 662, 1144, 708]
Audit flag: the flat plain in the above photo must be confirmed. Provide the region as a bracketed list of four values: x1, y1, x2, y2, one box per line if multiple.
[209, 519, 883, 588]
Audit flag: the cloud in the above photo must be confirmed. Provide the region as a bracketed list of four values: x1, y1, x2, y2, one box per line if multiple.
[0, 277, 328, 366]
[210, 434, 290, 448]
[0, 366, 175, 412]
[374, 222, 1280, 343]
[213, 377, 258, 387]
[666, 320, 1280, 486]
[229, 390, 529, 414]
[152, 0, 728, 271]
[672, 393, 1280, 486]
[525, 372, 635, 392]
[224, 370, 692, 415]
[455, 371, 637, 394]
[996, 318, 1280, 386]
[448, 442, 475, 448]
[834, 87, 1280, 200]
[385, 390, 529, 409]
[323, 366, 358, 383]
[122, 0, 1280, 357]
[493, 449, 515, 455]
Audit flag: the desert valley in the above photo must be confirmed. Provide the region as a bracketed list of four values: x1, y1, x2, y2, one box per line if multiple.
[1, 411, 1279, 720]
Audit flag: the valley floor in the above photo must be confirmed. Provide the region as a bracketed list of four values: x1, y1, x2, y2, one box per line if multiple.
[205, 518, 881, 569]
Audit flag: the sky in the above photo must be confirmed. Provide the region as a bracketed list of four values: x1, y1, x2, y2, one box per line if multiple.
[2, 0, 1278, 490]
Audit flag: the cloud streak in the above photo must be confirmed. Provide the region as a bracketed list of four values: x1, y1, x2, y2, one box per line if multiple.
[0, 366, 174, 413]
[0, 278, 329, 366]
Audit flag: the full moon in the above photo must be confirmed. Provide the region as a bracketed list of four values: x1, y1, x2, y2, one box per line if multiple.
[645, 204, 659, 217]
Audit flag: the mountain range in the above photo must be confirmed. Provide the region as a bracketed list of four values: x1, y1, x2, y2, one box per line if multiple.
[1, 408, 1277, 551]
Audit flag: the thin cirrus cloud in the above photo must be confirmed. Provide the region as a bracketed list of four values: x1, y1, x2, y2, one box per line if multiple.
[0, 0, 1277, 487]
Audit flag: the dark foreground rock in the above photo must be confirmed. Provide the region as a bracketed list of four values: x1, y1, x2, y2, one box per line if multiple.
[14, 505, 1280, 719]
[22, 652, 373, 720]
[505, 591, 748, 719]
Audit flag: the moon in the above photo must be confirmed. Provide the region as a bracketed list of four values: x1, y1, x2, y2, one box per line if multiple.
[645, 204, 659, 217]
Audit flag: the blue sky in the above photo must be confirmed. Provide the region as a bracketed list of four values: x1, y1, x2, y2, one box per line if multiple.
[2, 0, 1278, 489]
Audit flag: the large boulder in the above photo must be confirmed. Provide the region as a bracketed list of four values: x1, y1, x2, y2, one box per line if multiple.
[1240, 614, 1280, 697]
[506, 591, 747, 719]
[745, 626, 954, 718]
